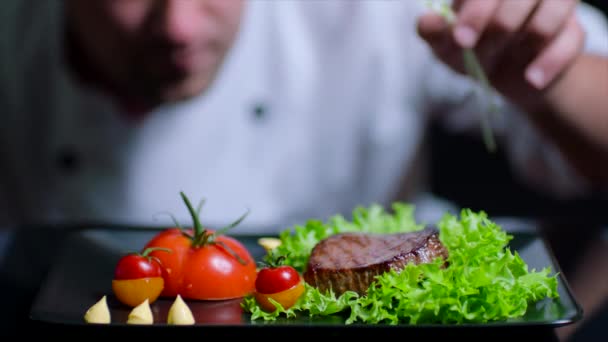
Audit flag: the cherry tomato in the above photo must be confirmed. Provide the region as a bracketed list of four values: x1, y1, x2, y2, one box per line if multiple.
[144, 192, 257, 300]
[255, 265, 301, 294]
[112, 277, 164, 307]
[111, 247, 170, 307]
[254, 257, 305, 311]
[254, 281, 305, 312]
[114, 252, 163, 280]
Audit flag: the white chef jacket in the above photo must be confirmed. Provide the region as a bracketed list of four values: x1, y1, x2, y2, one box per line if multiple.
[1, 0, 607, 234]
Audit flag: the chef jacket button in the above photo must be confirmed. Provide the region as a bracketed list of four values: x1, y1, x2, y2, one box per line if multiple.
[56, 147, 80, 173]
[252, 103, 268, 122]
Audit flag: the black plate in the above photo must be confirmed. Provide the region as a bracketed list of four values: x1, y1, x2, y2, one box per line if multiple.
[29, 227, 581, 338]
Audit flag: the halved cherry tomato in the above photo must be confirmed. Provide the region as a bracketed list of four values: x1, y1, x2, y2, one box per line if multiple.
[144, 192, 257, 300]
[254, 256, 305, 311]
[112, 277, 164, 307]
[254, 281, 305, 312]
[112, 247, 170, 307]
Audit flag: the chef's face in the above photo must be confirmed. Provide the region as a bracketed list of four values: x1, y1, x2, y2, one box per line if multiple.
[65, 0, 245, 105]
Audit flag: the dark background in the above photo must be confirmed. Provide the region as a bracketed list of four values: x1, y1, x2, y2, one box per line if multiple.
[429, 1, 607, 341]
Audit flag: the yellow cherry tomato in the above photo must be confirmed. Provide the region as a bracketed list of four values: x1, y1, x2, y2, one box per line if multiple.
[112, 277, 164, 307]
[254, 281, 305, 312]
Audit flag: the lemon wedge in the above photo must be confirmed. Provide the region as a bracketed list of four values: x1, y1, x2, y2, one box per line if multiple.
[258, 237, 281, 252]
[167, 294, 195, 325]
[127, 298, 154, 324]
[84, 295, 111, 324]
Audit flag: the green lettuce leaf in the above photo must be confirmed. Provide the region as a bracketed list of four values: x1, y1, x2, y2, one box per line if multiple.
[243, 204, 559, 324]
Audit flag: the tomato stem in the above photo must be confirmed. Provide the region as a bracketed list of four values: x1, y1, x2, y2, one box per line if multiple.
[141, 247, 172, 257]
[214, 208, 250, 237]
[181, 191, 206, 240]
[179, 191, 250, 260]
[153, 211, 185, 230]
[212, 241, 248, 265]
[260, 250, 288, 268]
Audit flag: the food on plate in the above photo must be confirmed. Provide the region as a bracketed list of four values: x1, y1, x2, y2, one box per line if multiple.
[242, 203, 559, 324]
[144, 192, 257, 300]
[84, 295, 111, 324]
[257, 237, 282, 252]
[303, 228, 448, 296]
[167, 294, 195, 325]
[112, 277, 164, 308]
[254, 255, 305, 311]
[111, 247, 170, 307]
[127, 298, 154, 325]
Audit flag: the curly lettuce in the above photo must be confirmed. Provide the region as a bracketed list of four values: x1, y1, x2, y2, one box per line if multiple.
[243, 204, 559, 324]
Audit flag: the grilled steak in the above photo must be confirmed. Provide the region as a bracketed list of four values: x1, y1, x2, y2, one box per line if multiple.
[303, 228, 448, 296]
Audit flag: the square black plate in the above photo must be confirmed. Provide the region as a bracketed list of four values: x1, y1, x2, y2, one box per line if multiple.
[29, 227, 582, 338]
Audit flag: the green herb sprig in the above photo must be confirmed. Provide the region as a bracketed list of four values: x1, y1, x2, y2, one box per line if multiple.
[426, 0, 499, 153]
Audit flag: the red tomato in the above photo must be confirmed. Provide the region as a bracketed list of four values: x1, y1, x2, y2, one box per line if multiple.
[255, 265, 301, 294]
[146, 228, 256, 300]
[144, 192, 257, 301]
[114, 252, 163, 280]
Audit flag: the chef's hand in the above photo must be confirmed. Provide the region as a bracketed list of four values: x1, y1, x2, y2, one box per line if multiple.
[417, 0, 585, 98]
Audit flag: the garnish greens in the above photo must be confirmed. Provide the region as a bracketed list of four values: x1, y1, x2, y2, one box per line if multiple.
[242, 203, 559, 324]
[425, 0, 499, 153]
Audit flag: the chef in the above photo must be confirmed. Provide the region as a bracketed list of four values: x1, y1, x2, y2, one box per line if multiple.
[1, 0, 607, 232]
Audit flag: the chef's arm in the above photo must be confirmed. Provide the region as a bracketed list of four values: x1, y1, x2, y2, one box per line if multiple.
[522, 53, 608, 186]
[417, 1, 608, 187]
